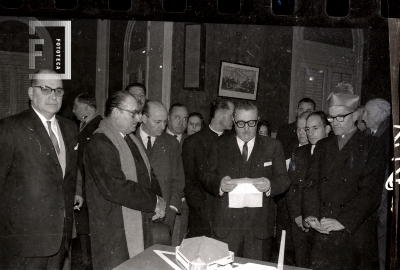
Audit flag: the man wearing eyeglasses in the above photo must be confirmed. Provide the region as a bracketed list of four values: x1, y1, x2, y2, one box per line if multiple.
[302, 90, 385, 270]
[135, 101, 185, 246]
[83, 92, 166, 269]
[0, 69, 78, 269]
[201, 100, 289, 261]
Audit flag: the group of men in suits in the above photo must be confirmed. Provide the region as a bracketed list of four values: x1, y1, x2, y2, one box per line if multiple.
[0, 68, 392, 270]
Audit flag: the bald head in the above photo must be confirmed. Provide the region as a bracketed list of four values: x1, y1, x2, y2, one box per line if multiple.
[363, 98, 391, 130]
[141, 101, 168, 137]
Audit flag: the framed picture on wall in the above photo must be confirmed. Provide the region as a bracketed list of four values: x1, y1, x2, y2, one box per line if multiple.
[218, 62, 260, 100]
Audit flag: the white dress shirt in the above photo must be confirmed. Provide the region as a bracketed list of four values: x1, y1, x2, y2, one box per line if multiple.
[236, 136, 255, 161]
[139, 127, 156, 148]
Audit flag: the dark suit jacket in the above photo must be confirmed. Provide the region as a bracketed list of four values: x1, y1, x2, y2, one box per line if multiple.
[276, 121, 297, 150]
[136, 128, 185, 212]
[180, 133, 188, 151]
[0, 107, 78, 257]
[84, 133, 162, 270]
[286, 144, 312, 221]
[75, 114, 102, 234]
[302, 130, 385, 269]
[201, 134, 290, 239]
[182, 126, 220, 237]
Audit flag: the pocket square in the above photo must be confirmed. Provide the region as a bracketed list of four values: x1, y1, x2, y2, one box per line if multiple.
[264, 161, 272, 167]
[74, 143, 79, 150]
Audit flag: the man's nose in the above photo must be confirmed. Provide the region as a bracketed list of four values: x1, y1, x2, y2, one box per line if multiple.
[48, 90, 57, 99]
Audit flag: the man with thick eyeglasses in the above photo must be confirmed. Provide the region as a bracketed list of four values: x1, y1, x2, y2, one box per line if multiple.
[201, 100, 289, 261]
[83, 91, 166, 269]
[0, 69, 78, 270]
[302, 90, 385, 270]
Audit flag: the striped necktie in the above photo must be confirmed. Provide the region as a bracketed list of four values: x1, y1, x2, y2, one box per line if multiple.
[47, 121, 60, 155]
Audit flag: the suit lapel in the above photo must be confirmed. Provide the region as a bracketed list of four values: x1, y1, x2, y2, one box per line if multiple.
[57, 117, 71, 181]
[322, 136, 341, 175]
[335, 130, 361, 171]
[150, 133, 166, 162]
[224, 135, 241, 176]
[249, 136, 265, 172]
[29, 109, 60, 163]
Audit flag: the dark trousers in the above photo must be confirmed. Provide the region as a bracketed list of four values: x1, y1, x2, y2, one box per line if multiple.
[291, 222, 312, 268]
[0, 228, 67, 270]
[214, 208, 272, 261]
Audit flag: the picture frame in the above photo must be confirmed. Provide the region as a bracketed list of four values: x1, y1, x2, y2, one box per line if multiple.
[218, 61, 260, 100]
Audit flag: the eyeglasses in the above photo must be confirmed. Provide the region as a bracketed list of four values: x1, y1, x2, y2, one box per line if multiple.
[33, 85, 64, 97]
[116, 107, 142, 118]
[233, 119, 258, 128]
[327, 112, 354, 123]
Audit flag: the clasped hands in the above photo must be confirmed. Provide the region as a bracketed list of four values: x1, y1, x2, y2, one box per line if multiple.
[220, 176, 271, 193]
[152, 196, 167, 221]
[303, 216, 345, 234]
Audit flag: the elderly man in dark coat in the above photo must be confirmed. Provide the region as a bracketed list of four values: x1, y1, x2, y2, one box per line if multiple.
[302, 90, 385, 270]
[363, 98, 392, 270]
[84, 91, 166, 270]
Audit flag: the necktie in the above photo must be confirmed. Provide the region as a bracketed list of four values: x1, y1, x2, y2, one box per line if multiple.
[242, 142, 248, 162]
[147, 136, 152, 149]
[174, 134, 179, 141]
[47, 121, 60, 155]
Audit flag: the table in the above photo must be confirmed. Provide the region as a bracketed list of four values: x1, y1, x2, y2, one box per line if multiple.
[114, 244, 311, 270]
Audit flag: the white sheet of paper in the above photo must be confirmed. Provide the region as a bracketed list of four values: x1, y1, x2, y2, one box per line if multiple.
[229, 183, 263, 208]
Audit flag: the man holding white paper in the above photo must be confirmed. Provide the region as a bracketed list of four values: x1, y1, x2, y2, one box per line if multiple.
[201, 100, 290, 261]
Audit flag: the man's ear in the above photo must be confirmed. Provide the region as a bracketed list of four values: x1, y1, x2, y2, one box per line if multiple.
[325, 125, 331, 136]
[28, 87, 34, 100]
[112, 108, 120, 119]
[352, 111, 359, 122]
[142, 114, 148, 124]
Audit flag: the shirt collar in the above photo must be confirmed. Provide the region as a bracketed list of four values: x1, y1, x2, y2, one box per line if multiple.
[32, 106, 57, 127]
[82, 113, 99, 125]
[209, 125, 224, 136]
[236, 135, 256, 150]
[166, 128, 182, 141]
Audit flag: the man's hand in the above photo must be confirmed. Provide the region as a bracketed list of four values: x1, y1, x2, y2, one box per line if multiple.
[153, 196, 166, 221]
[304, 216, 329, 234]
[295, 216, 308, 232]
[320, 218, 345, 232]
[253, 177, 271, 193]
[220, 176, 237, 193]
[74, 195, 84, 208]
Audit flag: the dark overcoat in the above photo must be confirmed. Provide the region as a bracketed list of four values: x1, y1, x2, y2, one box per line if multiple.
[302, 130, 385, 270]
[182, 126, 220, 238]
[0, 108, 78, 257]
[84, 133, 162, 270]
[276, 120, 298, 150]
[75, 114, 102, 234]
[201, 134, 290, 239]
